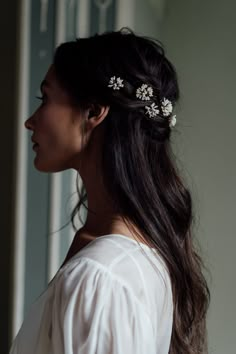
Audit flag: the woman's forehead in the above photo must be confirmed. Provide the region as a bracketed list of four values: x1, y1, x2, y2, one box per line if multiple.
[41, 65, 63, 94]
[43, 65, 56, 85]
[41, 64, 75, 103]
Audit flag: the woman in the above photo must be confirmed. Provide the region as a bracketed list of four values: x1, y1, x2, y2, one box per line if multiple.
[10, 28, 210, 354]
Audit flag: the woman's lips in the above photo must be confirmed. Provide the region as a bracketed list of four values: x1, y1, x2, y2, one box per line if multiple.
[33, 143, 39, 150]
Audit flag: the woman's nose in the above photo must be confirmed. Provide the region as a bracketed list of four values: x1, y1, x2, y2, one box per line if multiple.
[24, 115, 34, 130]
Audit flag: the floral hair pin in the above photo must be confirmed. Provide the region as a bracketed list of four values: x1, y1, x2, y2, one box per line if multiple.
[161, 98, 176, 127]
[145, 98, 177, 127]
[136, 84, 153, 101]
[107, 76, 177, 128]
[108, 76, 124, 90]
[144, 94, 177, 127]
[169, 114, 177, 128]
[161, 98, 173, 116]
[145, 103, 160, 118]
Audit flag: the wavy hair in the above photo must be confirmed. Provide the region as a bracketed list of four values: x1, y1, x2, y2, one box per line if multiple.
[53, 28, 210, 354]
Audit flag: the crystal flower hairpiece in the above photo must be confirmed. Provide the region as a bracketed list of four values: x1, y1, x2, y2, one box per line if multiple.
[136, 84, 153, 101]
[108, 76, 124, 90]
[145, 103, 160, 118]
[107, 76, 177, 128]
[145, 99, 177, 127]
[161, 98, 173, 116]
[169, 114, 177, 128]
[145, 100, 177, 127]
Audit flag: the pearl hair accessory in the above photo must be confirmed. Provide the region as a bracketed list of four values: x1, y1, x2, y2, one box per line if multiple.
[107, 76, 177, 128]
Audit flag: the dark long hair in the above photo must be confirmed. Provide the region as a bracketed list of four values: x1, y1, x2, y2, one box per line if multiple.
[53, 28, 210, 354]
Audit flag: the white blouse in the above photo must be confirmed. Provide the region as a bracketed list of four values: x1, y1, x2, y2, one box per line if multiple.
[9, 234, 173, 354]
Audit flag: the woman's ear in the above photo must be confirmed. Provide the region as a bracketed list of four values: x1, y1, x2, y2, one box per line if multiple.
[86, 104, 110, 132]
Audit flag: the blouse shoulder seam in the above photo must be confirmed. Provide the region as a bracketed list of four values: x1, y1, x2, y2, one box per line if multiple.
[64, 255, 154, 330]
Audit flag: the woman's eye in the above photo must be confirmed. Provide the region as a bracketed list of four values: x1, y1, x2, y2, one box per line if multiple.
[35, 94, 47, 104]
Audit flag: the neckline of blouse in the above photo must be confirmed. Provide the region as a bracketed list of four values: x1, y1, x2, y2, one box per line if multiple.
[59, 233, 157, 272]
[80, 233, 157, 252]
[49, 234, 165, 288]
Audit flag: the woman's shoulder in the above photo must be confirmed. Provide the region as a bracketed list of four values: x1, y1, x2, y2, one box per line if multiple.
[54, 234, 172, 314]
[46, 235, 173, 354]
[60, 233, 168, 278]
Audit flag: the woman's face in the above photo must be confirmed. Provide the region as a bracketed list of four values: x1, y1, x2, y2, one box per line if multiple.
[25, 65, 85, 172]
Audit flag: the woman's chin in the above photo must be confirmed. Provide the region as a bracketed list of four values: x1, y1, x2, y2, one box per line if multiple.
[34, 162, 52, 173]
[34, 159, 67, 173]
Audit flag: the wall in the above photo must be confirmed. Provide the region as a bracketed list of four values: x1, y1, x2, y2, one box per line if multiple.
[134, 0, 161, 36]
[160, 1, 236, 353]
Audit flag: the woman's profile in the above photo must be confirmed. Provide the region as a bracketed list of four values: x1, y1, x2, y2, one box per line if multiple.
[10, 28, 210, 354]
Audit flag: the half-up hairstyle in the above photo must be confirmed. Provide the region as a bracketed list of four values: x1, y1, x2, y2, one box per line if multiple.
[53, 28, 210, 354]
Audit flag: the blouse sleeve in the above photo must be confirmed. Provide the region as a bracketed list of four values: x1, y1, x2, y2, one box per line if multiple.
[50, 257, 156, 354]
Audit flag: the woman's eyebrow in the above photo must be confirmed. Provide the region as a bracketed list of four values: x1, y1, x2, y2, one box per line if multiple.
[40, 79, 50, 92]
